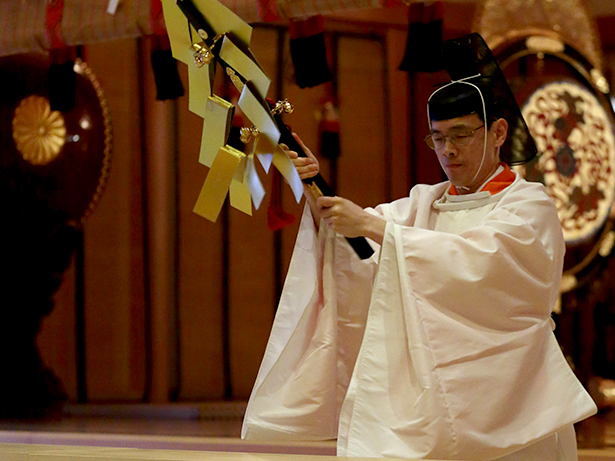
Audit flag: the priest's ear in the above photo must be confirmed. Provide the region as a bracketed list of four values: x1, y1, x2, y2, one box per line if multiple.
[492, 118, 508, 148]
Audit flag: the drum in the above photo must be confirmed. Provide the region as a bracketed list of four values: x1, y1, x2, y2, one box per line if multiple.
[495, 35, 615, 292]
[0, 52, 112, 416]
[0, 53, 112, 222]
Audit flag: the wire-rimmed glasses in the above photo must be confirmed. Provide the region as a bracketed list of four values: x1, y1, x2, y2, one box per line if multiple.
[424, 125, 485, 150]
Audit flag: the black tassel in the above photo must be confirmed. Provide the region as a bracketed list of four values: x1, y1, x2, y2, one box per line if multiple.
[289, 16, 333, 89]
[399, 2, 444, 73]
[151, 48, 185, 101]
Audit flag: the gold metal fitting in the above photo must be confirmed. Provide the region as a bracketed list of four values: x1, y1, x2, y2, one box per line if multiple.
[191, 34, 223, 68]
[591, 68, 610, 94]
[271, 99, 293, 115]
[192, 43, 214, 67]
[240, 126, 259, 144]
[226, 67, 244, 92]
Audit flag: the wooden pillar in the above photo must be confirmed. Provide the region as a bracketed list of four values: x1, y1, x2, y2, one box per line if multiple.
[386, 28, 410, 200]
[140, 39, 180, 403]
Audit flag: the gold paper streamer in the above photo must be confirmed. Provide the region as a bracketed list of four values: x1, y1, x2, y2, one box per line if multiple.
[273, 144, 303, 203]
[188, 63, 215, 118]
[161, 0, 196, 65]
[245, 154, 265, 209]
[192, 0, 252, 49]
[230, 178, 252, 215]
[238, 85, 280, 172]
[253, 132, 276, 173]
[229, 153, 251, 215]
[163, 0, 305, 222]
[200, 95, 234, 167]
[193, 145, 245, 221]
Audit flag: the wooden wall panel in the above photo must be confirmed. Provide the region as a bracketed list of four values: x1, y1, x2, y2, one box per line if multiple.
[337, 36, 388, 207]
[177, 64, 226, 400]
[80, 39, 147, 401]
[410, 71, 448, 187]
[228, 204, 276, 399]
[140, 39, 181, 402]
[386, 28, 411, 200]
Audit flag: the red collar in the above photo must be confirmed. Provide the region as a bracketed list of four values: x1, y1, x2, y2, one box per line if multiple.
[448, 163, 516, 196]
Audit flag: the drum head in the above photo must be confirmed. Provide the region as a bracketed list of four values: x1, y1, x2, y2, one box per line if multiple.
[0, 53, 112, 223]
[496, 36, 615, 290]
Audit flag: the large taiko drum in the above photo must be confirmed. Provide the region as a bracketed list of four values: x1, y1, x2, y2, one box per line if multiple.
[0, 53, 112, 416]
[494, 35, 615, 293]
[0, 53, 112, 221]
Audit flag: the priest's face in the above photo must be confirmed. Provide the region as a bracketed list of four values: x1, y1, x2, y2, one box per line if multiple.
[429, 113, 508, 194]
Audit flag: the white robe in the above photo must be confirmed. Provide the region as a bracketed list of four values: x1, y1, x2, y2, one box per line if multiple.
[242, 173, 597, 460]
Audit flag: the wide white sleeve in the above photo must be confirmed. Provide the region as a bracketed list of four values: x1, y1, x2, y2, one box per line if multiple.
[241, 204, 378, 441]
[398, 199, 562, 331]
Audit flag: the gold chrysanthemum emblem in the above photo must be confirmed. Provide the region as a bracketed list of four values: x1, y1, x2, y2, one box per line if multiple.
[12, 95, 66, 165]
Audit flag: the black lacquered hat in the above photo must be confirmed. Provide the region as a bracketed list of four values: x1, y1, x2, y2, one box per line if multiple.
[428, 33, 537, 165]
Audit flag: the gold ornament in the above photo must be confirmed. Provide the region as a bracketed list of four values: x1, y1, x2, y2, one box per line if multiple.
[599, 230, 615, 258]
[271, 99, 293, 116]
[12, 95, 66, 166]
[240, 126, 259, 144]
[191, 34, 224, 68]
[192, 43, 214, 67]
[74, 58, 113, 221]
[225, 67, 244, 92]
[591, 68, 610, 94]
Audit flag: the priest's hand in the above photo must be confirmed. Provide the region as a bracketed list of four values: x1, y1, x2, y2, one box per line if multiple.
[318, 196, 386, 245]
[281, 133, 323, 227]
[282, 133, 319, 180]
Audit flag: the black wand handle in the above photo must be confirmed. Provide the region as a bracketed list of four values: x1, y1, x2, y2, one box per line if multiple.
[277, 123, 375, 260]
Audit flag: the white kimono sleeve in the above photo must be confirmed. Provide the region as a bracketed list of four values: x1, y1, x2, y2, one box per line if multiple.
[241, 204, 378, 441]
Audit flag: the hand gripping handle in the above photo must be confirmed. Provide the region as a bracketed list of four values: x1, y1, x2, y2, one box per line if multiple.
[276, 121, 375, 260]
